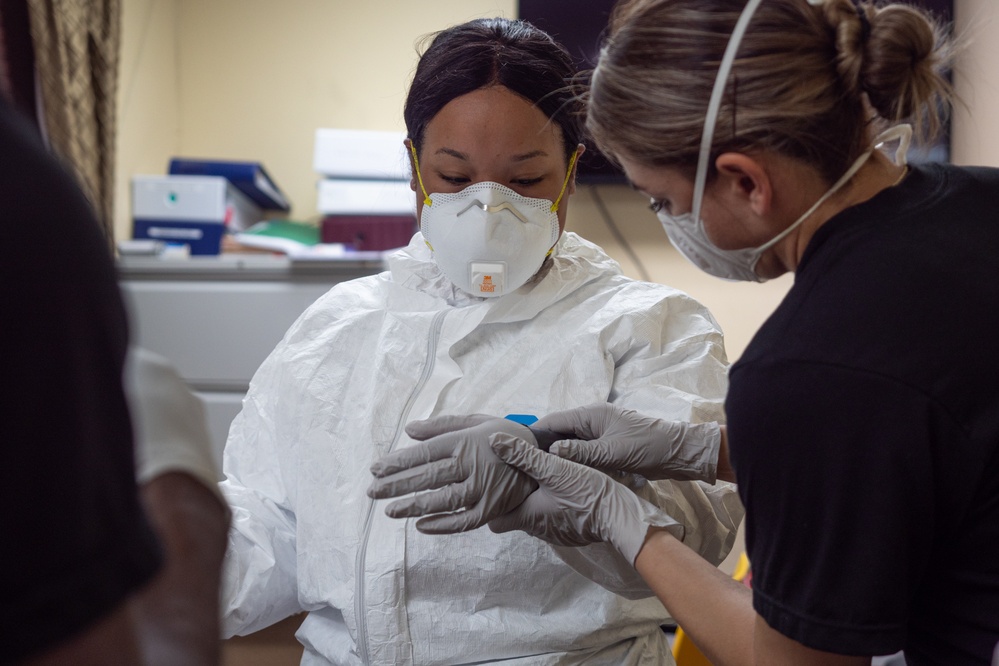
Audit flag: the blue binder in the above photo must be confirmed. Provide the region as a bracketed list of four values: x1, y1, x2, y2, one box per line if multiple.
[168, 158, 291, 212]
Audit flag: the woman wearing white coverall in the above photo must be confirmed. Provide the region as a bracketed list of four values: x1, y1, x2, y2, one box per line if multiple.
[219, 17, 742, 665]
[372, 1, 999, 665]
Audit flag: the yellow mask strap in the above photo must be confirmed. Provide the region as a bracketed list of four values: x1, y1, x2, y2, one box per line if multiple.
[409, 141, 433, 206]
[550, 150, 579, 213]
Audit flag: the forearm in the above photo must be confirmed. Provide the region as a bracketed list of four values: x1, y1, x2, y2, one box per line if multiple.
[635, 528, 754, 666]
[131, 473, 229, 666]
[716, 426, 736, 483]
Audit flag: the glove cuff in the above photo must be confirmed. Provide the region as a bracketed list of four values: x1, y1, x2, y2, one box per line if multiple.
[612, 493, 684, 566]
[664, 421, 721, 483]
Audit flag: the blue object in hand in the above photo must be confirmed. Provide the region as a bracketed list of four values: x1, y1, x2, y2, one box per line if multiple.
[504, 414, 565, 453]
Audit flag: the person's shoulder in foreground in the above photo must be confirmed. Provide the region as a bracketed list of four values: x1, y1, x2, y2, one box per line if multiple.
[0, 98, 163, 662]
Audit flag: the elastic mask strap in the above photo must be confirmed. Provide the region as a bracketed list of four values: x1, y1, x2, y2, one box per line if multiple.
[544, 151, 580, 258]
[756, 143, 876, 255]
[409, 141, 433, 206]
[550, 150, 580, 213]
[754, 124, 912, 257]
[691, 0, 764, 222]
[874, 124, 913, 166]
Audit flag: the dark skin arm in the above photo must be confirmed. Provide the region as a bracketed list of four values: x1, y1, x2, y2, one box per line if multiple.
[130, 473, 229, 666]
[19, 473, 229, 666]
[717, 425, 737, 483]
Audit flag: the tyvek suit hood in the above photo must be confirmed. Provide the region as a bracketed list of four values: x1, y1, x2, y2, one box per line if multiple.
[220, 231, 741, 665]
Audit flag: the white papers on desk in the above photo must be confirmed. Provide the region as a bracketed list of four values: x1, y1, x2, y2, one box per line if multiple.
[316, 179, 415, 216]
[233, 232, 349, 260]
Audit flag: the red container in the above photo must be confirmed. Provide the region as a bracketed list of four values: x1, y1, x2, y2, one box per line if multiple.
[320, 214, 417, 251]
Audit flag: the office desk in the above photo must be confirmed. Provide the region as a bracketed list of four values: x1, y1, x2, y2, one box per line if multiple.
[118, 253, 385, 473]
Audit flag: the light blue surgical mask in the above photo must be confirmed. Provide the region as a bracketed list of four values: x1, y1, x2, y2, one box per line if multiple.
[657, 0, 912, 282]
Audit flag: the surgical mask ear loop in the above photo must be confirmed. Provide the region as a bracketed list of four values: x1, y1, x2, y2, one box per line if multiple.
[550, 150, 580, 213]
[750, 123, 914, 261]
[876, 124, 913, 166]
[409, 141, 433, 207]
[410, 141, 437, 252]
[690, 0, 764, 225]
[542, 150, 581, 259]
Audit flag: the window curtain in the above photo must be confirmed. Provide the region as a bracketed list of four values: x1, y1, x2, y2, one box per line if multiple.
[0, 0, 40, 126]
[27, 0, 120, 249]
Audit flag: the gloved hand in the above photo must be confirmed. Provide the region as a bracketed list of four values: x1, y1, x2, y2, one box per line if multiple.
[124, 347, 224, 504]
[487, 433, 683, 565]
[367, 414, 539, 534]
[535, 403, 720, 483]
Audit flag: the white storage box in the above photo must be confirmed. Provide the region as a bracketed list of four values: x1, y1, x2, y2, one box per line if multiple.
[313, 128, 410, 179]
[132, 175, 264, 255]
[316, 178, 415, 216]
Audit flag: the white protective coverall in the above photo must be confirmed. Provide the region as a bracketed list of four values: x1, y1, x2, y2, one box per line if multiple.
[220, 231, 743, 665]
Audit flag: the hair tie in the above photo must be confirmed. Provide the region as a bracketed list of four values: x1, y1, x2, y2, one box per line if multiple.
[856, 4, 871, 45]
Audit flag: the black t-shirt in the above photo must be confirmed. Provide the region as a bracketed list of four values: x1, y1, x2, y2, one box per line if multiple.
[727, 163, 999, 664]
[0, 101, 162, 661]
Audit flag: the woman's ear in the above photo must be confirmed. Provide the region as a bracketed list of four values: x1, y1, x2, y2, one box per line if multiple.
[715, 152, 772, 217]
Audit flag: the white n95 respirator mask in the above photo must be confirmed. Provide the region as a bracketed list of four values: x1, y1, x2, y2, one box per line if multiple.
[411, 144, 577, 298]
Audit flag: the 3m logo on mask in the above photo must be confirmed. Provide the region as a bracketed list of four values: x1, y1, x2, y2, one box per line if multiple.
[471, 262, 504, 295]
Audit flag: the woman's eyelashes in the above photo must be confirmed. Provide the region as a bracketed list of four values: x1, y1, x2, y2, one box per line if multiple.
[435, 173, 547, 188]
[649, 197, 672, 214]
[512, 177, 545, 186]
[439, 173, 470, 185]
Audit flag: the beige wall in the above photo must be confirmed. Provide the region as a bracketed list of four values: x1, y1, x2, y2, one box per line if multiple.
[115, 0, 998, 360]
[952, 0, 999, 167]
[116, 0, 181, 244]
[116, 0, 515, 243]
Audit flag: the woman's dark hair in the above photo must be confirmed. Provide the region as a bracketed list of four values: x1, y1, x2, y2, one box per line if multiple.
[404, 18, 583, 164]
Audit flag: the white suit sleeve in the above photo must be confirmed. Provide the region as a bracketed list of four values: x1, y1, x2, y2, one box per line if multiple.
[124, 347, 222, 498]
[218, 350, 304, 637]
[552, 286, 743, 597]
[220, 477, 300, 636]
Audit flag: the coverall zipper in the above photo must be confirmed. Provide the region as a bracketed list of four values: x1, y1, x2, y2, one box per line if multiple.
[355, 309, 447, 664]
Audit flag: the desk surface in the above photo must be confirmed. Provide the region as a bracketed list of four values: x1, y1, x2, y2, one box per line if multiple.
[118, 251, 387, 281]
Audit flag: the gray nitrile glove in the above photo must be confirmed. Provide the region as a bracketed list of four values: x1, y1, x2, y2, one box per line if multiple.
[124, 347, 224, 504]
[367, 414, 539, 534]
[535, 403, 720, 483]
[487, 433, 683, 565]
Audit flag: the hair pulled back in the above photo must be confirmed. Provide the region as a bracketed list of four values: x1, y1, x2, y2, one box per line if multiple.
[404, 18, 583, 165]
[588, 0, 953, 183]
